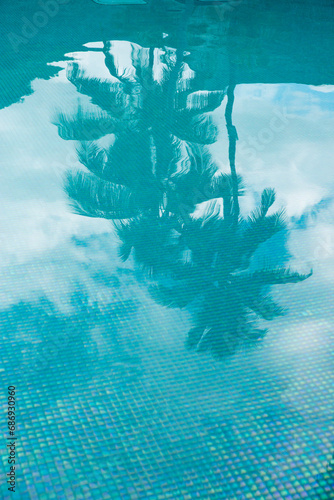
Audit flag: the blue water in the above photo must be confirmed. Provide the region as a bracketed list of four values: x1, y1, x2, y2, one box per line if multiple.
[1, 1, 334, 498]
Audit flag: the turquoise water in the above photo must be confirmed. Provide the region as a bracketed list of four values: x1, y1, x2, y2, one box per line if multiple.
[1, 0, 334, 498]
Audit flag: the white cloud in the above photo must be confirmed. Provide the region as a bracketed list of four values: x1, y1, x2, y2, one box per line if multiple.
[309, 85, 334, 93]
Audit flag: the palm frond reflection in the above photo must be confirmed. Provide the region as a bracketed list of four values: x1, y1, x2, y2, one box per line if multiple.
[55, 39, 311, 360]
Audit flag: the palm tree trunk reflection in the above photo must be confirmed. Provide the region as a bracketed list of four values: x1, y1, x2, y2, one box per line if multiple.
[224, 81, 239, 225]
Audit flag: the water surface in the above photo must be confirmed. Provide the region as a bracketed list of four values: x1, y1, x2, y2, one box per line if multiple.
[1, 1, 334, 498]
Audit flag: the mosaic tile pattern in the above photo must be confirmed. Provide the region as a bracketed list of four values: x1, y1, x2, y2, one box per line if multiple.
[1, 1, 334, 499]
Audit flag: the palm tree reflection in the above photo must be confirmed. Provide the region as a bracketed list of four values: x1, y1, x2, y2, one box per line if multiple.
[59, 39, 226, 220]
[149, 190, 311, 359]
[56, 40, 311, 360]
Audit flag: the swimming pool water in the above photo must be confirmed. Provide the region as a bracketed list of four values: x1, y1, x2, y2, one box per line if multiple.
[1, 0, 334, 498]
